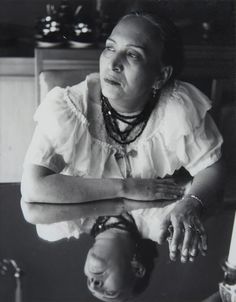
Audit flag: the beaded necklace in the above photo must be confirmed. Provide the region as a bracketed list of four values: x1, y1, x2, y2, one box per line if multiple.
[90, 213, 141, 243]
[101, 92, 158, 145]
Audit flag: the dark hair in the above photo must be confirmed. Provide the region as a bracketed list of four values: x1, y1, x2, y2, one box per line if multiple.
[132, 238, 158, 296]
[121, 0, 184, 82]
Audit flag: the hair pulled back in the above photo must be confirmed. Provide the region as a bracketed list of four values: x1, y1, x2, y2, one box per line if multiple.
[121, 1, 184, 82]
[132, 238, 158, 296]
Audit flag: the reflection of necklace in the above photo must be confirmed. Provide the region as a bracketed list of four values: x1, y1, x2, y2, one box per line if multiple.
[90, 213, 141, 243]
[101, 93, 158, 145]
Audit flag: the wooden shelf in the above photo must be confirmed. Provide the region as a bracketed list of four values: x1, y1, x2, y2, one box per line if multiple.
[35, 45, 235, 78]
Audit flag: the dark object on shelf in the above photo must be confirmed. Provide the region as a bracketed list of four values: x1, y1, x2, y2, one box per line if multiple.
[67, 4, 95, 48]
[35, 4, 66, 48]
[35, 2, 95, 48]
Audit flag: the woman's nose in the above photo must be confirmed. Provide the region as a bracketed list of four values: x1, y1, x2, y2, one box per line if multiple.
[90, 277, 103, 289]
[109, 53, 123, 72]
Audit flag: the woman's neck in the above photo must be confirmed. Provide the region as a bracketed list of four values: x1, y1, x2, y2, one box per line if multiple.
[108, 95, 150, 114]
[95, 230, 136, 254]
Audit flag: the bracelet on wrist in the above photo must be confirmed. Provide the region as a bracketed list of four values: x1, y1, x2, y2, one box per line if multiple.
[183, 194, 205, 211]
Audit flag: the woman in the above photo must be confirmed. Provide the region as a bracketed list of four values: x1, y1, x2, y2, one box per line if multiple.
[21, 4, 224, 297]
[84, 212, 158, 301]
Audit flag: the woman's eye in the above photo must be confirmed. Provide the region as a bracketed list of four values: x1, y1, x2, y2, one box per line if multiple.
[127, 51, 140, 60]
[105, 45, 115, 52]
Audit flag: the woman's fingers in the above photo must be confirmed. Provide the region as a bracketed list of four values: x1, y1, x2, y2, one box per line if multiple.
[168, 220, 207, 262]
[194, 218, 208, 255]
[155, 193, 180, 200]
[181, 224, 194, 263]
[155, 183, 184, 191]
[169, 219, 183, 261]
[125, 178, 184, 201]
[189, 234, 199, 262]
[165, 202, 207, 262]
[154, 179, 184, 190]
[155, 185, 184, 200]
[155, 178, 177, 184]
[157, 220, 170, 244]
[194, 218, 207, 250]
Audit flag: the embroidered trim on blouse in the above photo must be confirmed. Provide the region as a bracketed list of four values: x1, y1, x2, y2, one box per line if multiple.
[61, 80, 210, 156]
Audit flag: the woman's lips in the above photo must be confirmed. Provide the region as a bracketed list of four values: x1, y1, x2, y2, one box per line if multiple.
[104, 78, 121, 86]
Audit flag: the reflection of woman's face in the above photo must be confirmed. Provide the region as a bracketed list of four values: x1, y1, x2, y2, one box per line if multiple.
[99, 15, 162, 112]
[84, 235, 136, 301]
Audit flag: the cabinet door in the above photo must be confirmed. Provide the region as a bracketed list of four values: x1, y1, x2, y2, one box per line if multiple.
[0, 76, 36, 182]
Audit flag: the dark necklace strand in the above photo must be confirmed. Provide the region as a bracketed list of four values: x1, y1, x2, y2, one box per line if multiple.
[102, 108, 148, 145]
[90, 213, 141, 243]
[102, 97, 144, 124]
[101, 93, 158, 145]
[109, 115, 135, 141]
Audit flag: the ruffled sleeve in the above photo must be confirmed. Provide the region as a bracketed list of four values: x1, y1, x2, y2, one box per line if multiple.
[24, 80, 88, 173]
[36, 220, 83, 242]
[158, 81, 223, 176]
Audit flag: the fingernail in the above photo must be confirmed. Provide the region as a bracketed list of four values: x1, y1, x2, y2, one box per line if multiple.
[170, 255, 176, 262]
[189, 257, 194, 262]
[182, 249, 188, 256]
[181, 256, 187, 263]
[171, 245, 177, 252]
[191, 249, 197, 256]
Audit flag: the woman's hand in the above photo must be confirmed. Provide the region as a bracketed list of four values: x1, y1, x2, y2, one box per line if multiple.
[123, 178, 185, 201]
[157, 196, 207, 262]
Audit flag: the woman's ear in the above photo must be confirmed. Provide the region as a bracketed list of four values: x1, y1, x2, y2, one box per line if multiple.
[131, 259, 146, 278]
[153, 65, 173, 90]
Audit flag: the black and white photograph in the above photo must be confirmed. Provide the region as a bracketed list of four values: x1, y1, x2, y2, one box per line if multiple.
[0, 0, 235, 301]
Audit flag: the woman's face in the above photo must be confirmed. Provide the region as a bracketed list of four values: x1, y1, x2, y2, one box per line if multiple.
[99, 15, 163, 112]
[84, 236, 136, 301]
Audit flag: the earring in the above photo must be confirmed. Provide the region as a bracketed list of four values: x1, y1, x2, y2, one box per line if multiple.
[152, 88, 158, 98]
[130, 255, 146, 278]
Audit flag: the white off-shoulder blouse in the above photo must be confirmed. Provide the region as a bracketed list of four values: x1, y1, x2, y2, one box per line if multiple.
[23, 73, 223, 242]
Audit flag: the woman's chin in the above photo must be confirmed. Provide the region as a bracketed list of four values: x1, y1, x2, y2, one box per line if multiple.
[101, 86, 122, 101]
